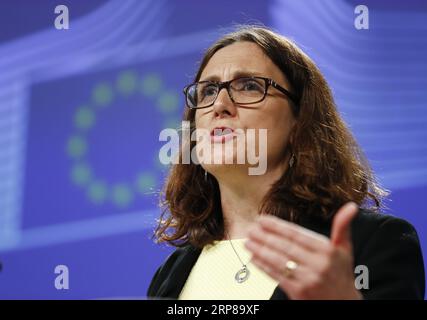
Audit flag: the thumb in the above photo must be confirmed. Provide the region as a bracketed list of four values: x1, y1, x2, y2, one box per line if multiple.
[331, 202, 359, 252]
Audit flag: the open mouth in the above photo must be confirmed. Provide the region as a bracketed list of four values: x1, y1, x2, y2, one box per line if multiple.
[210, 127, 235, 143]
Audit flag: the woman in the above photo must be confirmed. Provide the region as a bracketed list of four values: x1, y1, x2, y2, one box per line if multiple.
[147, 26, 425, 300]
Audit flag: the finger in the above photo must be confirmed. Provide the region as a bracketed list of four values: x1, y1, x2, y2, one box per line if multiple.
[246, 226, 318, 265]
[256, 215, 330, 252]
[250, 255, 302, 298]
[331, 202, 358, 251]
[246, 238, 311, 282]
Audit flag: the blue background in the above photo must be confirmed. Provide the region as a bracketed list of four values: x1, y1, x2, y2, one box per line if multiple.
[0, 0, 426, 299]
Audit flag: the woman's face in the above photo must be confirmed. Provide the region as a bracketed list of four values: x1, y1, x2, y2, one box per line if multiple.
[194, 41, 296, 175]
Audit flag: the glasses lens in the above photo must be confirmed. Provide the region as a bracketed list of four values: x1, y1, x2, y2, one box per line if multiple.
[186, 84, 198, 108]
[230, 77, 265, 104]
[185, 78, 267, 108]
[186, 82, 218, 108]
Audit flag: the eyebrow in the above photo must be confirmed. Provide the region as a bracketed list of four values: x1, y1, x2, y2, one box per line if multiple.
[200, 70, 266, 82]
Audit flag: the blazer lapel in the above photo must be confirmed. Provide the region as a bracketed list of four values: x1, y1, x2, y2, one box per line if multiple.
[156, 246, 202, 299]
[270, 286, 289, 300]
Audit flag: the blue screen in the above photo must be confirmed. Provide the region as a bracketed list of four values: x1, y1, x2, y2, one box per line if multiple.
[0, 0, 426, 299]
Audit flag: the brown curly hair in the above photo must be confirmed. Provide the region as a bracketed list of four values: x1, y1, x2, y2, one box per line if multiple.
[154, 25, 389, 248]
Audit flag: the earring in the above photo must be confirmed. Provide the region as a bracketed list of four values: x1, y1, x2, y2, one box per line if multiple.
[204, 170, 208, 182]
[289, 153, 295, 168]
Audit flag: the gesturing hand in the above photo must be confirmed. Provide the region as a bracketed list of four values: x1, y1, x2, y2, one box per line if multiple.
[245, 202, 363, 300]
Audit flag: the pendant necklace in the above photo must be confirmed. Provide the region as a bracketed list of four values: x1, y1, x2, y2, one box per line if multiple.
[226, 231, 250, 283]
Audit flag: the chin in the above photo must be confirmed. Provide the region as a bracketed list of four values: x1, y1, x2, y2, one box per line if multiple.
[204, 161, 251, 177]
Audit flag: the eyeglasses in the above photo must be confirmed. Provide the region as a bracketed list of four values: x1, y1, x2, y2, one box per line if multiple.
[183, 76, 298, 110]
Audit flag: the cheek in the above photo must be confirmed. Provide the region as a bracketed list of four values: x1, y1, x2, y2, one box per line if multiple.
[263, 112, 295, 155]
[194, 111, 208, 129]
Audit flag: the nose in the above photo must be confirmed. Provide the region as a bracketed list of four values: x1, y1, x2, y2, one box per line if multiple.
[212, 87, 237, 118]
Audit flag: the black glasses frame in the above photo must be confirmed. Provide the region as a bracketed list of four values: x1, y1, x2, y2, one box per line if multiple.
[183, 76, 299, 110]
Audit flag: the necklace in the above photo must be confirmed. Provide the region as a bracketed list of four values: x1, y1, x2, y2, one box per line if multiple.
[226, 231, 250, 283]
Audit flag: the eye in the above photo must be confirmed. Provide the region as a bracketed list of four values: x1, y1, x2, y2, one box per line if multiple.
[244, 81, 261, 91]
[201, 84, 217, 97]
[234, 78, 264, 92]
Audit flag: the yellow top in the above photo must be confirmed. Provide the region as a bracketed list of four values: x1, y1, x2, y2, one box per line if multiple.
[178, 238, 279, 300]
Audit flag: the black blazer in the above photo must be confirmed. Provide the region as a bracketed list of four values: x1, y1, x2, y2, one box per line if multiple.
[147, 209, 425, 299]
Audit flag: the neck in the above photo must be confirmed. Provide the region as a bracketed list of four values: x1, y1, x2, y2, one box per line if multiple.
[214, 162, 287, 239]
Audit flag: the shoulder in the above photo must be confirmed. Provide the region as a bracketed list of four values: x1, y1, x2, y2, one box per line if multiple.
[351, 209, 425, 299]
[351, 209, 421, 252]
[303, 208, 422, 260]
[149, 245, 192, 279]
[146, 245, 199, 298]
[300, 207, 418, 243]
[353, 208, 417, 233]
[303, 208, 420, 246]
[161, 246, 196, 271]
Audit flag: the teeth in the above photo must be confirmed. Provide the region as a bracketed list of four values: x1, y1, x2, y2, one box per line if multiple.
[213, 128, 233, 136]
